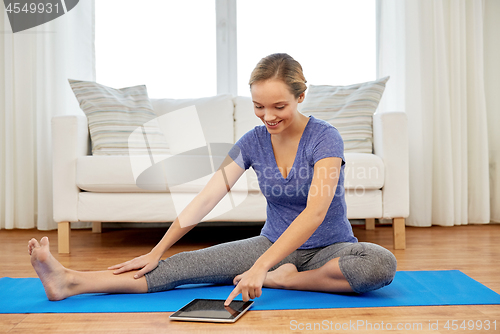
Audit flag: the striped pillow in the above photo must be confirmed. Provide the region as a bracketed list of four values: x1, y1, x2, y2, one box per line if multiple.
[68, 79, 169, 156]
[300, 76, 390, 153]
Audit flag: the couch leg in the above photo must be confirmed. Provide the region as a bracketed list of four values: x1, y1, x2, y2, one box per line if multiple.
[393, 218, 406, 250]
[92, 222, 102, 233]
[58, 222, 71, 254]
[365, 218, 375, 230]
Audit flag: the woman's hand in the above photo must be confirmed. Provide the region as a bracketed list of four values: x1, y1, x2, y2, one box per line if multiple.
[224, 266, 268, 306]
[108, 251, 161, 279]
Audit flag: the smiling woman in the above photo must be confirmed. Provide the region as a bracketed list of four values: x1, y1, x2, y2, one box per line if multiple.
[247, 53, 310, 177]
[27, 53, 397, 307]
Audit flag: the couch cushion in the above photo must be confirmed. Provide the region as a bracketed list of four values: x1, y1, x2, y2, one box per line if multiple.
[68, 79, 169, 156]
[150, 94, 235, 148]
[76, 153, 382, 193]
[344, 153, 384, 190]
[77, 156, 166, 192]
[76, 155, 256, 193]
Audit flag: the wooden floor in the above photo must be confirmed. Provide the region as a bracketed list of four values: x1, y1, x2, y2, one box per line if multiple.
[1, 223, 499, 333]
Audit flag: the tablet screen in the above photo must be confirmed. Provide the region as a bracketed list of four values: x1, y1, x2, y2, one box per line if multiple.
[169, 299, 254, 323]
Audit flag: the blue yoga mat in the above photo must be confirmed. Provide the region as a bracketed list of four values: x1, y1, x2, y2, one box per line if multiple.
[1, 270, 499, 313]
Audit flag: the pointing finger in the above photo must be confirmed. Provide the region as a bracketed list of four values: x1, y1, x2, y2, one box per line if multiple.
[224, 286, 240, 306]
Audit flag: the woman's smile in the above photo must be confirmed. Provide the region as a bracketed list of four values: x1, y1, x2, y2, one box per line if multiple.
[265, 120, 283, 128]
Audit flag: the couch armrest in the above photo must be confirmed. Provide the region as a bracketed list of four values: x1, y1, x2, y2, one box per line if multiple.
[373, 111, 409, 218]
[52, 115, 90, 223]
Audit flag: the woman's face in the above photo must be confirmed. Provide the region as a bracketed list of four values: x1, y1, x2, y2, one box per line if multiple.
[250, 79, 305, 134]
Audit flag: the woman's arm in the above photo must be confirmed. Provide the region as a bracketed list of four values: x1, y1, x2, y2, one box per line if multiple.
[150, 154, 246, 255]
[110, 155, 246, 277]
[225, 156, 342, 304]
[250, 156, 342, 269]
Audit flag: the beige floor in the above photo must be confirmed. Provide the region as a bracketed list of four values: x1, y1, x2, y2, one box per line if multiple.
[1, 223, 499, 333]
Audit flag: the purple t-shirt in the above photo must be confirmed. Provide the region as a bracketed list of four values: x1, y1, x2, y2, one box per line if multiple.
[229, 115, 357, 249]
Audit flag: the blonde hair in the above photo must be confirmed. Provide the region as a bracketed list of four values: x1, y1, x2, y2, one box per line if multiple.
[248, 53, 307, 99]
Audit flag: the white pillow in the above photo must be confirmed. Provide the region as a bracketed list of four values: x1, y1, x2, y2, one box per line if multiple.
[300, 76, 390, 153]
[68, 79, 169, 156]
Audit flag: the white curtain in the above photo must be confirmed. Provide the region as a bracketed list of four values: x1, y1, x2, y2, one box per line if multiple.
[377, 0, 500, 226]
[1, 1, 95, 230]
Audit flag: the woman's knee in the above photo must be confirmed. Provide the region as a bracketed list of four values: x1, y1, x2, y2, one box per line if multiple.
[373, 244, 397, 287]
[340, 242, 397, 293]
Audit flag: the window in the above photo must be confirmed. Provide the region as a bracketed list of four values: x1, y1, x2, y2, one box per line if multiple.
[237, 0, 376, 96]
[96, 0, 375, 98]
[96, 0, 216, 98]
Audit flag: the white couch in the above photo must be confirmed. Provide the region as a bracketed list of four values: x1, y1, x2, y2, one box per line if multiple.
[52, 94, 409, 253]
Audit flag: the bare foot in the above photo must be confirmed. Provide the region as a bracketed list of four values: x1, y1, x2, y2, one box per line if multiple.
[264, 263, 299, 289]
[28, 237, 72, 301]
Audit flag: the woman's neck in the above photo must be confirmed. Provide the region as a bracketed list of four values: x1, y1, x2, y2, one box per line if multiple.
[271, 113, 310, 143]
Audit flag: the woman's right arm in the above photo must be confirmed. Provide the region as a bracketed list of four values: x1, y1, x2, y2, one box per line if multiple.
[108, 154, 246, 278]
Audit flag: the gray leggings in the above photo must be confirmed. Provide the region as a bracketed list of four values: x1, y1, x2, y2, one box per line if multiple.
[145, 236, 397, 294]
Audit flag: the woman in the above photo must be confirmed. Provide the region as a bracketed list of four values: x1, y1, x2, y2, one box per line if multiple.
[28, 53, 397, 305]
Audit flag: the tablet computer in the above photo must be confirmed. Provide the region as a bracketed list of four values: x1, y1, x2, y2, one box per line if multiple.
[169, 299, 254, 323]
